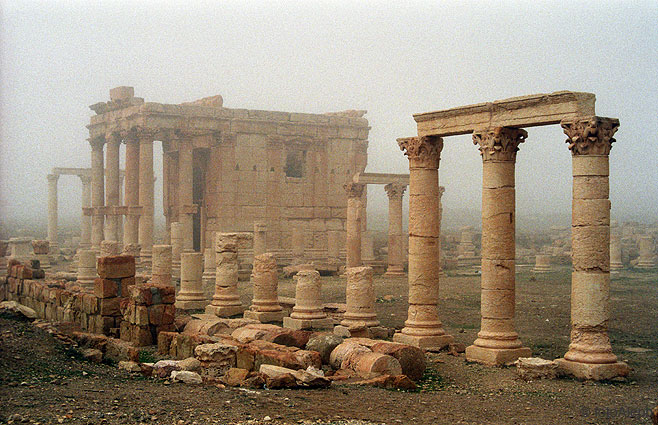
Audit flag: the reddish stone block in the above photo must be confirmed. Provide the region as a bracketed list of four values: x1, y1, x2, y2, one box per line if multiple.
[120, 277, 135, 297]
[101, 316, 115, 335]
[100, 297, 121, 316]
[82, 294, 99, 314]
[159, 285, 176, 304]
[162, 304, 175, 325]
[120, 320, 132, 342]
[97, 256, 135, 279]
[130, 286, 153, 306]
[94, 278, 119, 298]
[135, 305, 149, 326]
[148, 304, 165, 325]
[156, 323, 175, 334]
[132, 325, 152, 347]
[105, 338, 139, 362]
[157, 331, 178, 355]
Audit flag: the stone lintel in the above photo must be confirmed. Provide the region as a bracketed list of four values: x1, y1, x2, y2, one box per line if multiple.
[353, 172, 409, 186]
[52, 167, 126, 178]
[414, 91, 596, 137]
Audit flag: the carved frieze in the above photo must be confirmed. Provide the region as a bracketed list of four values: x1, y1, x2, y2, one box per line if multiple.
[561, 116, 619, 156]
[472, 127, 527, 162]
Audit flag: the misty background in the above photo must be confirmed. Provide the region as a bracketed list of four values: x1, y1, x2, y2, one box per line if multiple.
[1, 1, 657, 240]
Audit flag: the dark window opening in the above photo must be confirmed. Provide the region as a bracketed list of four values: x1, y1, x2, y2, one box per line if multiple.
[285, 150, 306, 178]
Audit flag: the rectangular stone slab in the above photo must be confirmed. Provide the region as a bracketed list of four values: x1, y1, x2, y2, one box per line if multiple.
[353, 172, 409, 186]
[414, 91, 596, 137]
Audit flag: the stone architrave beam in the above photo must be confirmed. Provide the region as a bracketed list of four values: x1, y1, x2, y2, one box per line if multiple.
[353, 172, 409, 186]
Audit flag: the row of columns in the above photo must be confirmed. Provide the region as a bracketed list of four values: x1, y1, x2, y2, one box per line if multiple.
[395, 116, 628, 380]
[47, 172, 95, 253]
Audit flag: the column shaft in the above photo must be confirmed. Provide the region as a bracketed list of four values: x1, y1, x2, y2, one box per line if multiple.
[345, 183, 364, 268]
[178, 141, 194, 252]
[47, 174, 59, 251]
[124, 137, 140, 245]
[80, 175, 92, 249]
[90, 138, 105, 250]
[105, 135, 121, 241]
[138, 135, 154, 261]
[384, 183, 405, 276]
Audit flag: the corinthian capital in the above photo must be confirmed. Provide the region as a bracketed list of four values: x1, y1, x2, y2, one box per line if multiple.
[384, 183, 406, 200]
[561, 116, 619, 156]
[344, 182, 365, 199]
[397, 136, 443, 169]
[472, 127, 527, 162]
[88, 135, 105, 150]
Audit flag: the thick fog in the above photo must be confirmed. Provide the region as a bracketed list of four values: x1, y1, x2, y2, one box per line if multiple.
[1, 1, 657, 235]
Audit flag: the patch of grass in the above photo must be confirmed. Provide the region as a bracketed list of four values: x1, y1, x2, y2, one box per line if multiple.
[413, 367, 449, 393]
[138, 349, 157, 364]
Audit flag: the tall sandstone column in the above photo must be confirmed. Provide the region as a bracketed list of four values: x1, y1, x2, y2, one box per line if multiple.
[178, 140, 194, 252]
[105, 133, 121, 241]
[466, 127, 531, 365]
[384, 183, 406, 276]
[394, 136, 453, 349]
[138, 132, 155, 265]
[123, 133, 140, 251]
[90, 137, 105, 251]
[555, 116, 629, 380]
[47, 174, 59, 253]
[344, 182, 364, 268]
[79, 174, 92, 249]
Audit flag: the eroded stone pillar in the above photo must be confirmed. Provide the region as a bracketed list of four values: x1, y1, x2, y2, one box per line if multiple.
[47, 174, 59, 253]
[253, 222, 267, 258]
[466, 127, 531, 365]
[384, 183, 406, 276]
[105, 133, 121, 241]
[555, 116, 629, 380]
[393, 136, 453, 350]
[533, 254, 552, 273]
[76, 249, 97, 288]
[178, 140, 194, 252]
[244, 253, 284, 323]
[138, 132, 155, 265]
[80, 175, 92, 249]
[340, 266, 379, 327]
[637, 235, 656, 268]
[177, 252, 207, 310]
[123, 133, 140, 247]
[283, 269, 332, 330]
[291, 225, 305, 265]
[171, 222, 183, 279]
[151, 245, 172, 286]
[90, 137, 105, 251]
[206, 233, 245, 317]
[345, 182, 364, 268]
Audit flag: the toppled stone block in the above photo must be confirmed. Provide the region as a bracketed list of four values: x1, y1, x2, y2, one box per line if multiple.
[516, 357, 558, 380]
[259, 364, 330, 389]
[152, 359, 181, 378]
[97, 255, 135, 279]
[352, 374, 416, 390]
[221, 367, 250, 387]
[81, 348, 103, 363]
[306, 334, 344, 364]
[0, 300, 37, 319]
[178, 357, 201, 372]
[171, 370, 202, 384]
[118, 360, 141, 373]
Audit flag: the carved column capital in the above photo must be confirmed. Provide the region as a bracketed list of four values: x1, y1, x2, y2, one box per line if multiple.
[397, 136, 443, 169]
[344, 182, 365, 199]
[561, 116, 619, 156]
[88, 135, 106, 151]
[105, 131, 122, 145]
[384, 183, 406, 200]
[472, 127, 527, 162]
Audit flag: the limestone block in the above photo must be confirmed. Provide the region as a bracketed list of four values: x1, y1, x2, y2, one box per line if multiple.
[515, 357, 558, 380]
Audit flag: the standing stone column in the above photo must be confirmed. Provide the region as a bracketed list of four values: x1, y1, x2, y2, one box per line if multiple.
[76, 249, 97, 288]
[340, 266, 379, 327]
[393, 136, 453, 350]
[171, 222, 183, 279]
[533, 254, 552, 273]
[244, 253, 284, 323]
[123, 132, 140, 251]
[202, 232, 216, 290]
[177, 252, 208, 310]
[178, 140, 195, 252]
[466, 127, 531, 365]
[555, 116, 629, 380]
[206, 233, 245, 317]
[79, 174, 92, 249]
[283, 270, 332, 330]
[47, 174, 59, 253]
[438, 186, 446, 275]
[151, 245, 172, 286]
[253, 222, 267, 257]
[291, 225, 305, 265]
[138, 132, 155, 265]
[609, 221, 623, 271]
[105, 133, 121, 242]
[384, 183, 406, 276]
[90, 136, 105, 251]
[344, 182, 365, 268]
[637, 235, 656, 268]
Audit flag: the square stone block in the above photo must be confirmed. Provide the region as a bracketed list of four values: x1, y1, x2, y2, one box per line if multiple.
[393, 333, 454, 351]
[554, 358, 630, 381]
[465, 345, 532, 366]
[243, 310, 285, 323]
[205, 304, 245, 318]
[283, 316, 333, 330]
[176, 299, 209, 311]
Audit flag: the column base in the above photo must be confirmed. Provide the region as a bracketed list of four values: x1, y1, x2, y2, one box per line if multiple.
[393, 333, 454, 351]
[175, 299, 209, 311]
[465, 345, 532, 366]
[554, 358, 630, 381]
[384, 267, 405, 277]
[283, 316, 333, 331]
[205, 304, 245, 318]
[244, 310, 285, 323]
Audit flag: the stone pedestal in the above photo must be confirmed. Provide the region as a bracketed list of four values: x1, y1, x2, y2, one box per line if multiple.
[533, 254, 552, 273]
[345, 182, 364, 268]
[8, 238, 33, 263]
[171, 222, 183, 279]
[32, 240, 51, 269]
[245, 253, 284, 323]
[177, 252, 207, 310]
[384, 183, 406, 276]
[393, 136, 453, 350]
[457, 226, 477, 267]
[206, 233, 245, 317]
[466, 127, 531, 366]
[253, 222, 267, 258]
[151, 245, 172, 286]
[77, 249, 97, 287]
[555, 117, 629, 380]
[283, 270, 332, 330]
[339, 266, 379, 327]
[636, 235, 656, 268]
[609, 233, 623, 271]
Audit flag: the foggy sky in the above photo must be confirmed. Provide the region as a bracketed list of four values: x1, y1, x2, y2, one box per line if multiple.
[1, 1, 657, 234]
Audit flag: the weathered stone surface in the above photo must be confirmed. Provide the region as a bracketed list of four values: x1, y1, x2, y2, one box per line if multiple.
[0, 301, 37, 319]
[221, 367, 250, 387]
[81, 348, 103, 363]
[306, 334, 344, 364]
[152, 360, 181, 378]
[178, 357, 201, 372]
[248, 340, 322, 371]
[259, 364, 329, 389]
[515, 357, 558, 380]
[352, 374, 417, 390]
[118, 360, 141, 373]
[171, 370, 202, 384]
